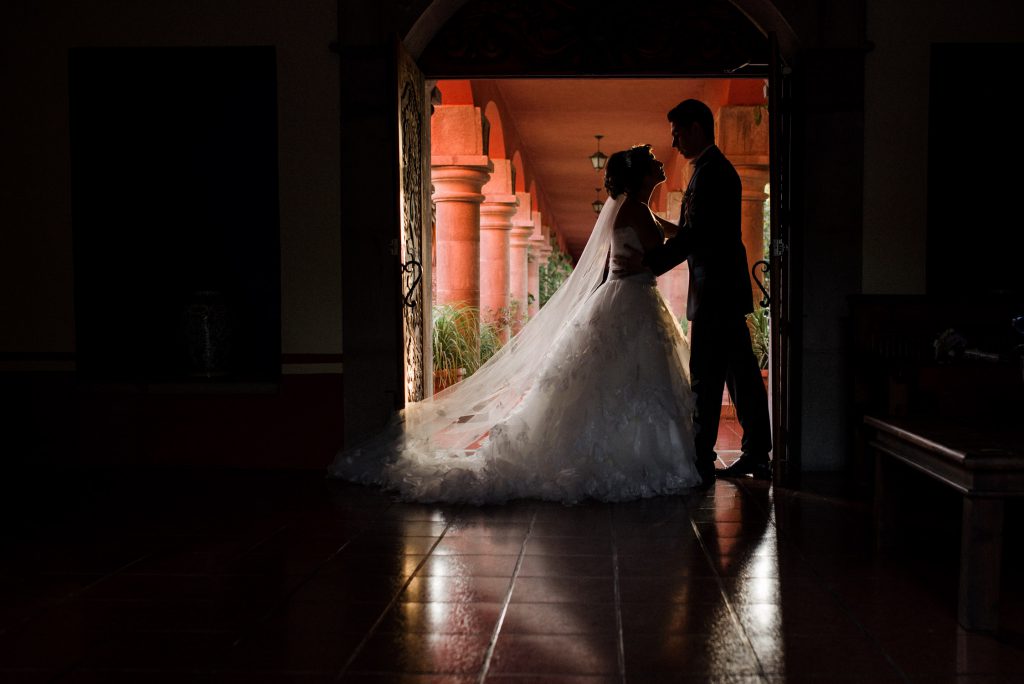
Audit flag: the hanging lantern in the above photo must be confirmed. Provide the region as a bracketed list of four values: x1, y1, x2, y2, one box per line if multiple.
[589, 134, 607, 171]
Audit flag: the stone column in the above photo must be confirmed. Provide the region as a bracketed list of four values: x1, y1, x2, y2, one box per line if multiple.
[718, 105, 771, 311]
[509, 193, 534, 334]
[736, 165, 770, 308]
[480, 160, 518, 341]
[431, 155, 492, 311]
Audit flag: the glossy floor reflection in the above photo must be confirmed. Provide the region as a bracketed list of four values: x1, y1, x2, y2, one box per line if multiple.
[3, 453, 1024, 682]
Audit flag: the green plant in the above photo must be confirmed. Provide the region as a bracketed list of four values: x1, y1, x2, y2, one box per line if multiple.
[432, 304, 507, 390]
[479, 319, 503, 365]
[432, 304, 481, 388]
[497, 298, 527, 331]
[538, 238, 573, 307]
[749, 306, 770, 370]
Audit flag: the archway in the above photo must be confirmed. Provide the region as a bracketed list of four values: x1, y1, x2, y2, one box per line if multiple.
[343, 0, 800, 484]
[416, 0, 796, 482]
[405, 0, 798, 63]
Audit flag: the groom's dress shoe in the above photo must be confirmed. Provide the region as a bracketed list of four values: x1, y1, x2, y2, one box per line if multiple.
[716, 455, 771, 481]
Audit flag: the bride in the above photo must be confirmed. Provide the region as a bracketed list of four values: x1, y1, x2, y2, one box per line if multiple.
[330, 144, 702, 503]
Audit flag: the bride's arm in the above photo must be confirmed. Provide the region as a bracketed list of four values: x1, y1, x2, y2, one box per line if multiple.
[654, 215, 679, 239]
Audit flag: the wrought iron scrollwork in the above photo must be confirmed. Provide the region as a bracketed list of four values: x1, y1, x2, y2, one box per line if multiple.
[397, 47, 425, 402]
[400, 259, 422, 309]
[752, 259, 770, 308]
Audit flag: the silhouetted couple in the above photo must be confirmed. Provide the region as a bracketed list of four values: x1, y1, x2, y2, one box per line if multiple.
[331, 99, 770, 501]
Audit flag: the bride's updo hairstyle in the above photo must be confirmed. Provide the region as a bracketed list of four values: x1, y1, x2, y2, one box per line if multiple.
[603, 144, 656, 199]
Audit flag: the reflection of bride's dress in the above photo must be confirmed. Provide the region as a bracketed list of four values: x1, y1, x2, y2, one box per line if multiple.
[330, 199, 699, 503]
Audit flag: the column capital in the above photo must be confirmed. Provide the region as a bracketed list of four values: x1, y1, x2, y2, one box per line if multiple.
[510, 223, 534, 246]
[529, 237, 552, 265]
[431, 156, 493, 205]
[511, 197, 535, 246]
[480, 194, 519, 230]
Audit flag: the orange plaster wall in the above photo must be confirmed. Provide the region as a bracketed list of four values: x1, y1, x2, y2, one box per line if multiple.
[483, 101, 507, 158]
[436, 79, 474, 105]
[725, 79, 768, 106]
[460, 80, 564, 247]
[512, 152, 526, 193]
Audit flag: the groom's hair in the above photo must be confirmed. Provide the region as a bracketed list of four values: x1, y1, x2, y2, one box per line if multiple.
[667, 99, 715, 140]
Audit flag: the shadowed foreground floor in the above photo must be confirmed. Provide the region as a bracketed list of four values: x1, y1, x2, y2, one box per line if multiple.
[2, 455, 1024, 683]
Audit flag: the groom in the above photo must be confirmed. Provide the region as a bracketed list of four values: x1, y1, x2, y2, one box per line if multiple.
[615, 99, 772, 486]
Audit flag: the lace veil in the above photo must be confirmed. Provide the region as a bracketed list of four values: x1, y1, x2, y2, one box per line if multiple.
[330, 196, 624, 476]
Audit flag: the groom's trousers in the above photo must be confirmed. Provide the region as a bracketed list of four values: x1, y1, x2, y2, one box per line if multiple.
[689, 315, 773, 464]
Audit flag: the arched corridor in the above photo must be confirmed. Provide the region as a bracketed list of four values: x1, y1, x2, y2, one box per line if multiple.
[427, 78, 774, 442]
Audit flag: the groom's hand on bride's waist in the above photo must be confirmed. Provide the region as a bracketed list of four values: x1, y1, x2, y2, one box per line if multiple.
[610, 244, 646, 276]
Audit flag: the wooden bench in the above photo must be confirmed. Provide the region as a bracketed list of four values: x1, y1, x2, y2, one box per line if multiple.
[865, 415, 1024, 631]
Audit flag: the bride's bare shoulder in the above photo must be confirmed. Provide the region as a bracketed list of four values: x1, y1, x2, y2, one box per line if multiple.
[614, 198, 646, 228]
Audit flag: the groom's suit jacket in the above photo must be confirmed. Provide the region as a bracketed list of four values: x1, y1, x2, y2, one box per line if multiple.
[645, 145, 753, 322]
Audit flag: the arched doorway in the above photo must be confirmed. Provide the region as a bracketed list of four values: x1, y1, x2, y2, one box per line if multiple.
[343, 0, 800, 485]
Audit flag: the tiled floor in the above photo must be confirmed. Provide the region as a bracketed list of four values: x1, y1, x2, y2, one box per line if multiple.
[3, 428, 1024, 682]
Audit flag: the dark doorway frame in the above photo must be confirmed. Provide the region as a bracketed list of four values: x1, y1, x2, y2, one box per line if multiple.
[340, 0, 802, 486]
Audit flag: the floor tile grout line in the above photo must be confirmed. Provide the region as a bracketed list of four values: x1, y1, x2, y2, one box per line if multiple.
[46, 507, 368, 680]
[476, 511, 537, 684]
[4, 548, 159, 641]
[334, 512, 458, 681]
[226, 500, 408, 651]
[609, 506, 627, 684]
[37, 551, 168, 683]
[687, 502, 768, 681]
[230, 530, 367, 649]
[240, 523, 290, 555]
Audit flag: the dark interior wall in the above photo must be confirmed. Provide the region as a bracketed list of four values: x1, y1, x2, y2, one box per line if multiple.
[338, 5, 407, 445]
[1, 0, 343, 468]
[69, 47, 281, 383]
[1, 0, 341, 360]
[779, 0, 1024, 470]
[794, 45, 866, 470]
[863, 0, 1024, 295]
[927, 43, 1024, 298]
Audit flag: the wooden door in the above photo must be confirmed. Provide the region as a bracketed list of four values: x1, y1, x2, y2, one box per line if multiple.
[768, 32, 801, 486]
[397, 40, 433, 402]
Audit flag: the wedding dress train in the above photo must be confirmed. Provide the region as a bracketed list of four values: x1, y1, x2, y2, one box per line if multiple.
[330, 198, 700, 503]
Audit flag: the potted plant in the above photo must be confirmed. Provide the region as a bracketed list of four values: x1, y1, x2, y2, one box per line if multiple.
[431, 304, 506, 392]
[432, 304, 480, 391]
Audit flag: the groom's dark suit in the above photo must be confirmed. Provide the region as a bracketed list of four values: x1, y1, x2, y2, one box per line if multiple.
[645, 145, 772, 470]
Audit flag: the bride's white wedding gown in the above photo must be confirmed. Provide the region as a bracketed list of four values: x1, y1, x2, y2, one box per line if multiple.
[330, 202, 700, 503]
